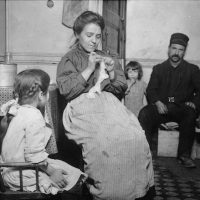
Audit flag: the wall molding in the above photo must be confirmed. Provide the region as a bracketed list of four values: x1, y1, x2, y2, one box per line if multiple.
[126, 57, 200, 68]
[10, 52, 64, 65]
[4, 54, 200, 68]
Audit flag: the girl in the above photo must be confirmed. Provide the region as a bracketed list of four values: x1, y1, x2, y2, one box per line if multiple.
[0, 69, 87, 195]
[124, 61, 147, 117]
[57, 11, 154, 200]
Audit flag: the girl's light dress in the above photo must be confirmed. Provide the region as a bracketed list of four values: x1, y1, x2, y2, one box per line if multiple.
[1, 104, 87, 194]
[125, 80, 147, 117]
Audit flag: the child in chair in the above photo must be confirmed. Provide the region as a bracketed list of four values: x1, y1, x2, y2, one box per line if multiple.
[124, 61, 147, 117]
[0, 69, 87, 195]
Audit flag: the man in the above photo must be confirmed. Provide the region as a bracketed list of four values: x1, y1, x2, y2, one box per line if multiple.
[138, 33, 200, 168]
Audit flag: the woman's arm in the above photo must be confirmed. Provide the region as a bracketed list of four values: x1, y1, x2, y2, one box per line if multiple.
[103, 59, 127, 99]
[57, 52, 103, 101]
[57, 57, 88, 101]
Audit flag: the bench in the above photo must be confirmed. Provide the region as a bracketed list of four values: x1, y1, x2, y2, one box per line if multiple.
[157, 122, 200, 159]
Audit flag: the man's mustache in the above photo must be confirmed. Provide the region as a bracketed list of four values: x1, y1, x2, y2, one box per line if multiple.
[171, 55, 180, 59]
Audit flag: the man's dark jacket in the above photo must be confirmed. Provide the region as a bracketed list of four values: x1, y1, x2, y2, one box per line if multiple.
[147, 59, 200, 111]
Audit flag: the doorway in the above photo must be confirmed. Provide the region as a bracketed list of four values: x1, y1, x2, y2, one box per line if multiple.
[102, 0, 127, 60]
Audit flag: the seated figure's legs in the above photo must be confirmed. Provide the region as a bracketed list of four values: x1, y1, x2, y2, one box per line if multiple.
[167, 103, 196, 157]
[176, 105, 196, 158]
[166, 103, 197, 168]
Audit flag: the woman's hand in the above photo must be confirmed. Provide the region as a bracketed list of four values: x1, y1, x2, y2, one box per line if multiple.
[82, 52, 104, 81]
[88, 53, 114, 73]
[103, 57, 115, 80]
[103, 57, 114, 73]
[49, 169, 68, 189]
[88, 52, 103, 72]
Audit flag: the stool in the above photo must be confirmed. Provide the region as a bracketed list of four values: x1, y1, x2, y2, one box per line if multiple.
[191, 128, 200, 159]
[157, 123, 200, 159]
[157, 129, 179, 157]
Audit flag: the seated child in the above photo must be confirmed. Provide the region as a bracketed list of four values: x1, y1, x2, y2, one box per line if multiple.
[0, 69, 87, 194]
[124, 61, 147, 117]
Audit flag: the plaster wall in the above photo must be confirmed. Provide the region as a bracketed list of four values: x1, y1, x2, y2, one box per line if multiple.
[5, 0, 102, 83]
[126, 0, 200, 83]
[0, 0, 6, 61]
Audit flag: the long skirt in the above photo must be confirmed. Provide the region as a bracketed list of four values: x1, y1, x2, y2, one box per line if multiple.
[63, 91, 154, 200]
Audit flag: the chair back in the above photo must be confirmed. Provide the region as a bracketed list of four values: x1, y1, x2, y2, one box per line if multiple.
[0, 168, 6, 192]
[0, 162, 50, 199]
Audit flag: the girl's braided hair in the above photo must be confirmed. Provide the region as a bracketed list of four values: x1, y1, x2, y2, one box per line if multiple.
[0, 69, 50, 153]
[14, 69, 50, 104]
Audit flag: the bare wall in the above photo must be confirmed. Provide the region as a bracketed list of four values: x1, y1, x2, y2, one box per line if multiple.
[5, 0, 101, 83]
[126, 0, 200, 83]
[6, 0, 73, 60]
[0, 0, 6, 61]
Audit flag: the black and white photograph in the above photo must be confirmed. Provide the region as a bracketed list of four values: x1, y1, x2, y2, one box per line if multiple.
[0, 0, 200, 199]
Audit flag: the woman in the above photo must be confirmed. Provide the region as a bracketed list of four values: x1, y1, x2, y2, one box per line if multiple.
[57, 11, 154, 200]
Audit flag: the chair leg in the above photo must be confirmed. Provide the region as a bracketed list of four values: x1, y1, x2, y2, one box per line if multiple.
[19, 169, 23, 191]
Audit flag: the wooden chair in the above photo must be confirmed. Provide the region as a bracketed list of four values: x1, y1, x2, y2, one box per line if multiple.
[0, 161, 85, 200]
[0, 162, 56, 200]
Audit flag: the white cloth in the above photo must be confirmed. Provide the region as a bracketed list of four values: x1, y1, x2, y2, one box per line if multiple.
[1, 104, 87, 194]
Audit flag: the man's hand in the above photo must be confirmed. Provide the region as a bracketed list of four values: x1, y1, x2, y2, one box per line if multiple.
[185, 102, 196, 110]
[155, 100, 168, 114]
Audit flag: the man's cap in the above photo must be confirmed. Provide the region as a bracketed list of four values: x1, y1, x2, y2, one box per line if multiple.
[170, 33, 189, 47]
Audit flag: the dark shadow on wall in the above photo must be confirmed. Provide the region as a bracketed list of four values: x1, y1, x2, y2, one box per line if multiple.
[48, 85, 83, 171]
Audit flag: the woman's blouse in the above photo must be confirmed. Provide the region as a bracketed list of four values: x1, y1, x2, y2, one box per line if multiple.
[56, 45, 127, 101]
